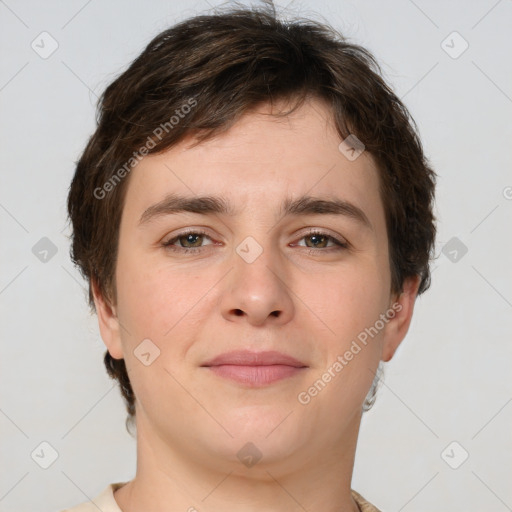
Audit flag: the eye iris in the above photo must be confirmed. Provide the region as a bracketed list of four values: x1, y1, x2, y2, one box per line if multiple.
[306, 234, 328, 248]
[180, 233, 203, 247]
[173, 234, 332, 249]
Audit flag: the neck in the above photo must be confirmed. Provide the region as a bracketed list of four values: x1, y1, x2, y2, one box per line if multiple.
[115, 411, 362, 512]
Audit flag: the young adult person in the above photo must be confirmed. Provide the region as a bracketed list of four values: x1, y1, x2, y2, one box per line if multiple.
[63, 5, 436, 511]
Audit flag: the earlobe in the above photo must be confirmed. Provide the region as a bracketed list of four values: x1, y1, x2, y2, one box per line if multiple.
[91, 278, 124, 360]
[381, 275, 421, 362]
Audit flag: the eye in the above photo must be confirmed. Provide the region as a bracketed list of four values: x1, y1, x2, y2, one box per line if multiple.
[162, 229, 214, 253]
[161, 229, 349, 255]
[298, 232, 343, 249]
[294, 230, 349, 252]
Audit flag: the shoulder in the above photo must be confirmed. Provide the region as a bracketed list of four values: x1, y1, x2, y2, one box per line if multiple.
[351, 489, 382, 512]
[60, 482, 127, 512]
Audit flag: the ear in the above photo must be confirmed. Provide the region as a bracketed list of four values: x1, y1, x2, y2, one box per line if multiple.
[92, 278, 124, 360]
[381, 275, 421, 362]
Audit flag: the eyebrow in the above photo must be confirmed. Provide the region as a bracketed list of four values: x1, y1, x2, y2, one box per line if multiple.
[138, 193, 372, 230]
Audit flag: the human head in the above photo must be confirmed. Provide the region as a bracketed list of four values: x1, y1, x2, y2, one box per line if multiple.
[67, 5, 436, 428]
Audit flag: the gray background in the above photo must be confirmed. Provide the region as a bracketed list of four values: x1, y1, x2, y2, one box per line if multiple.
[1, 0, 511, 510]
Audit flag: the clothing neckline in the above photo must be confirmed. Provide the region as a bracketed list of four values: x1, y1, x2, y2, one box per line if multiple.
[88, 482, 380, 512]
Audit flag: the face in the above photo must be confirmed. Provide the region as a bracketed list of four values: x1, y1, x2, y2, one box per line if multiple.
[95, 97, 418, 474]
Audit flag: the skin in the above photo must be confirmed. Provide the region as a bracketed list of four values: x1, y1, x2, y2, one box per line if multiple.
[93, 97, 420, 512]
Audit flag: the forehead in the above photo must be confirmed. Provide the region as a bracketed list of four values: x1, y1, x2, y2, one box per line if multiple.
[121, 98, 385, 231]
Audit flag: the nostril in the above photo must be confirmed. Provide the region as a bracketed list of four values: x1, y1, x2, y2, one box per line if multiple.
[234, 309, 244, 316]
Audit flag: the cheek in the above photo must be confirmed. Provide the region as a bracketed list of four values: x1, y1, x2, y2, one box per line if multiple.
[313, 265, 390, 346]
[115, 251, 214, 349]
[113, 256, 206, 404]
[298, 272, 387, 422]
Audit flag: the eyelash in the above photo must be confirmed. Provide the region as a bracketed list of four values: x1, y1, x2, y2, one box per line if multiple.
[162, 229, 349, 255]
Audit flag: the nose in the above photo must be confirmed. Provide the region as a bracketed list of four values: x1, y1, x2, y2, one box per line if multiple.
[220, 240, 295, 327]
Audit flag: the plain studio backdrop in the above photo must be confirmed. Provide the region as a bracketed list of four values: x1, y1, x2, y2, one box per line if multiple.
[1, 1, 511, 511]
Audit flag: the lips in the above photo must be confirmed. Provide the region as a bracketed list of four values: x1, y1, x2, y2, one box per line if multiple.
[201, 350, 308, 387]
[202, 350, 307, 368]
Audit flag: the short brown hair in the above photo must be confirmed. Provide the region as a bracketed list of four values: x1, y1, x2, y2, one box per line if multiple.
[67, 5, 436, 424]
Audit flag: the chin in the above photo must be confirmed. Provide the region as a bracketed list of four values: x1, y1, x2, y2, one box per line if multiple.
[220, 406, 309, 452]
